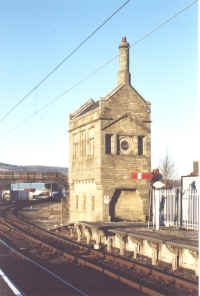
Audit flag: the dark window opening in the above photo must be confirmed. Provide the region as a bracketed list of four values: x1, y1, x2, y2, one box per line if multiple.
[105, 134, 112, 154]
[117, 136, 120, 154]
[138, 136, 144, 155]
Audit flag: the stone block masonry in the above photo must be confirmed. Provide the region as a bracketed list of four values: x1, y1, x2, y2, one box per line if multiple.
[67, 37, 151, 223]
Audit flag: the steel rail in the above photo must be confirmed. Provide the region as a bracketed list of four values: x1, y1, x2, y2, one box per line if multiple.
[0, 202, 198, 296]
[0, 222, 162, 296]
[11, 214, 199, 295]
[0, 267, 25, 296]
[0, 204, 142, 296]
[15, 207, 199, 287]
[0, 237, 88, 296]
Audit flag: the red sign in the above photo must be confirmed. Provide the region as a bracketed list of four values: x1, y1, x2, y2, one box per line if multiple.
[131, 173, 153, 180]
[24, 188, 35, 192]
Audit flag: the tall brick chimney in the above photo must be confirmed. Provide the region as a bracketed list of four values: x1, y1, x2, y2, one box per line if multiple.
[118, 36, 131, 85]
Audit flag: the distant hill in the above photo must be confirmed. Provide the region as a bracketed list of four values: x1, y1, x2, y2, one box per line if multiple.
[0, 162, 68, 176]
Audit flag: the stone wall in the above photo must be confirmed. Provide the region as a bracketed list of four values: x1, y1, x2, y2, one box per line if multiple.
[67, 37, 151, 223]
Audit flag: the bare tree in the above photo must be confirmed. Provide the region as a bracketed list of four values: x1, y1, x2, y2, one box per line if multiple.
[159, 154, 176, 185]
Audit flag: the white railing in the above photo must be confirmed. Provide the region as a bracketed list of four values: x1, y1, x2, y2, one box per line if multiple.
[150, 176, 199, 231]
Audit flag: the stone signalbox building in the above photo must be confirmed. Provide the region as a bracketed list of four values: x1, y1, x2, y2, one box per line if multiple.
[68, 37, 151, 223]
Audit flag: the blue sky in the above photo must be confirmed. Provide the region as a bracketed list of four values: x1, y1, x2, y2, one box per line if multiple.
[0, 0, 198, 177]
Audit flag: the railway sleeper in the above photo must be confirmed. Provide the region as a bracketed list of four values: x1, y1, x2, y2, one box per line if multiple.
[2, 208, 198, 296]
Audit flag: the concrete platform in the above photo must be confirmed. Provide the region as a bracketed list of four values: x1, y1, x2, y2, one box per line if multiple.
[66, 221, 198, 277]
[20, 202, 199, 278]
[79, 221, 198, 248]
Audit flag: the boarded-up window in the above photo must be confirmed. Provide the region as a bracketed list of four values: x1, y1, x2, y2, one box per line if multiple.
[105, 134, 112, 154]
[83, 195, 86, 210]
[80, 131, 86, 158]
[88, 128, 94, 158]
[76, 195, 79, 209]
[138, 136, 144, 155]
[91, 196, 95, 211]
[73, 134, 79, 160]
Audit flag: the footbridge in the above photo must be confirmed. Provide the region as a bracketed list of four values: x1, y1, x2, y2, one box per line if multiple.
[0, 170, 68, 188]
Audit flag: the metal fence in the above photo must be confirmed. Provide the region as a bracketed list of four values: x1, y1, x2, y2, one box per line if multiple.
[150, 176, 199, 231]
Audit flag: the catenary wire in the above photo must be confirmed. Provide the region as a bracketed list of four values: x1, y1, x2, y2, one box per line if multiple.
[3, 0, 198, 137]
[5, 56, 118, 136]
[132, 0, 198, 46]
[0, 0, 131, 124]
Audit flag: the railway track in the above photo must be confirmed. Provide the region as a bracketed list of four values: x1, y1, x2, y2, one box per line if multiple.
[0, 201, 144, 296]
[0, 238, 88, 296]
[0, 201, 198, 296]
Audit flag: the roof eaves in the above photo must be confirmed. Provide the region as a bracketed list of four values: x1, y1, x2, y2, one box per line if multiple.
[70, 98, 97, 120]
[103, 83, 125, 102]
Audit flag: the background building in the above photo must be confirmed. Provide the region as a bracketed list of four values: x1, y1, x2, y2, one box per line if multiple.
[68, 37, 151, 222]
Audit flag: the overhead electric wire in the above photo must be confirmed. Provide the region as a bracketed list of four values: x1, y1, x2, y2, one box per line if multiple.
[4, 55, 118, 136]
[0, 0, 131, 124]
[132, 0, 198, 46]
[4, 0, 198, 137]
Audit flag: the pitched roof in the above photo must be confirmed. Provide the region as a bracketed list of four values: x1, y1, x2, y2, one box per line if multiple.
[102, 83, 125, 102]
[70, 98, 99, 120]
[70, 82, 149, 120]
